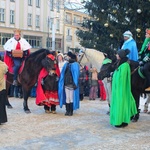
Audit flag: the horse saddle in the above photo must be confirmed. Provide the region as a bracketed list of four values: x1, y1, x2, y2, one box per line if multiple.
[12, 50, 23, 58]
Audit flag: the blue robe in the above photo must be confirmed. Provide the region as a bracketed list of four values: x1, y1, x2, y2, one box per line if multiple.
[121, 37, 138, 61]
[58, 62, 80, 110]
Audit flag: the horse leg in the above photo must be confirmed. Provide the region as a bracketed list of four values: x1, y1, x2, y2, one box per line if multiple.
[22, 88, 31, 113]
[144, 94, 150, 114]
[143, 94, 149, 113]
[131, 90, 140, 122]
[18, 85, 23, 98]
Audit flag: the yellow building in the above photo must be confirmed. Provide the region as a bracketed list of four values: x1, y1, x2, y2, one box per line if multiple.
[64, 2, 89, 53]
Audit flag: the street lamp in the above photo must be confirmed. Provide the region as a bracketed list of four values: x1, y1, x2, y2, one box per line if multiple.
[47, 16, 58, 51]
[52, 23, 55, 51]
[47, 17, 50, 50]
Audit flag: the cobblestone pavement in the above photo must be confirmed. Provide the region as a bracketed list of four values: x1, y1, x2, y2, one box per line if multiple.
[0, 96, 150, 150]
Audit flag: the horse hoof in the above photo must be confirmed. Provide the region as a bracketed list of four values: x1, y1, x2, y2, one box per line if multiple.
[7, 105, 13, 109]
[24, 110, 31, 114]
[143, 110, 148, 113]
[132, 119, 138, 122]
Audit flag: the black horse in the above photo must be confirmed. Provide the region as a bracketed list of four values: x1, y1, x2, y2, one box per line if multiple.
[6, 49, 56, 113]
[98, 59, 146, 122]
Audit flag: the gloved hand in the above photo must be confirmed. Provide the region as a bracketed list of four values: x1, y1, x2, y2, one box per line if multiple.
[56, 77, 59, 81]
[110, 72, 114, 77]
[139, 61, 144, 66]
[143, 56, 150, 62]
[7, 51, 12, 57]
[138, 55, 142, 61]
[41, 79, 44, 85]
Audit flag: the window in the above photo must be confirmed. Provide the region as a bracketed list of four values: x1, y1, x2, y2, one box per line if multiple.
[36, 0, 40, 7]
[50, 0, 54, 11]
[55, 38, 61, 49]
[0, 33, 13, 46]
[74, 15, 81, 24]
[28, 0, 32, 6]
[67, 46, 70, 52]
[10, 0, 15, 2]
[27, 13, 32, 26]
[65, 13, 72, 24]
[49, 18, 53, 29]
[56, 19, 60, 30]
[46, 37, 52, 49]
[46, 38, 61, 50]
[24, 35, 42, 48]
[74, 16, 77, 23]
[35, 15, 40, 27]
[56, 0, 60, 12]
[10, 10, 15, 24]
[0, 8, 5, 22]
[67, 29, 70, 36]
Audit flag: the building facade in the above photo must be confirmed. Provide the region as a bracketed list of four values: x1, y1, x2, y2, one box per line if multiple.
[0, 0, 64, 52]
[64, 4, 88, 52]
[0, 0, 88, 53]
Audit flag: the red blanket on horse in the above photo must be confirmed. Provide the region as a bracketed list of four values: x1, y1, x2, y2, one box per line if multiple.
[4, 52, 25, 74]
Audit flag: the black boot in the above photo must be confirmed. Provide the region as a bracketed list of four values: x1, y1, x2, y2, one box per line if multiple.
[68, 103, 73, 116]
[51, 104, 56, 114]
[44, 105, 50, 113]
[65, 103, 70, 116]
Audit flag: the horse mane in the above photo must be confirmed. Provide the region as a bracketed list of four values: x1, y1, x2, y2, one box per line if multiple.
[27, 49, 50, 59]
[25, 49, 51, 64]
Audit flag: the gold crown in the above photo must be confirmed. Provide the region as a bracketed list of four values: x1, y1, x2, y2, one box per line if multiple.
[13, 29, 21, 34]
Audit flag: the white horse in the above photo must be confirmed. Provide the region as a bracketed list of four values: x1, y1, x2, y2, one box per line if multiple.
[78, 48, 104, 70]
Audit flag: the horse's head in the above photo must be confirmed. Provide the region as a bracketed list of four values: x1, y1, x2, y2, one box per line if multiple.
[98, 58, 115, 80]
[41, 54, 56, 72]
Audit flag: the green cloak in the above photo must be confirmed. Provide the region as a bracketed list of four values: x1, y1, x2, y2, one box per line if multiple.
[110, 62, 137, 126]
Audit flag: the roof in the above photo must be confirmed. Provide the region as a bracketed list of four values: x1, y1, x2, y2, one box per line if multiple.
[64, 2, 88, 14]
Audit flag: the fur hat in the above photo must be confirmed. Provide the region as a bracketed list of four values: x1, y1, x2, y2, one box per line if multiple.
[67, 51, 76, 60]
[117, 49, 130, 58]
[123, 30, 133, 38]
[57, 53, 64, 58]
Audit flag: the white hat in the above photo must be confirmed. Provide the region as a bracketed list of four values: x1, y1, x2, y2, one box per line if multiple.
[57, 53, 64, 58]
[123, 30, 133, 38]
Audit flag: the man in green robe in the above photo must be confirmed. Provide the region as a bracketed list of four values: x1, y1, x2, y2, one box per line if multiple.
[110, 49, 137, 127]
[139, 28, 150, 91]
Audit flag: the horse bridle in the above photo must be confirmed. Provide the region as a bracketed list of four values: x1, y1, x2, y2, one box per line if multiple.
[127, 60, 139, 75]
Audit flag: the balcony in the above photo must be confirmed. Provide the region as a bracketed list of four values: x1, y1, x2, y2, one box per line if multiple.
[66, 35, 72, 41]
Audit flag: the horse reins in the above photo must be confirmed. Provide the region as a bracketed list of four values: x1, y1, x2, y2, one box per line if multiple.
[127, 60, 139, 75]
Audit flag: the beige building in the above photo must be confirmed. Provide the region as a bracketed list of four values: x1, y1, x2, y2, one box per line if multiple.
[0, 0, 64, 52]
[0, 0, 88, 53]
[64, 2, 88, 53]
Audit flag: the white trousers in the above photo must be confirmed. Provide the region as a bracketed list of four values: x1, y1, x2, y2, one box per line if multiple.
[65, 87, 74, 103]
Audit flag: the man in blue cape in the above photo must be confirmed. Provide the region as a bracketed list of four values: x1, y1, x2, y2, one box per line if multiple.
[58, 51, 80, 116]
